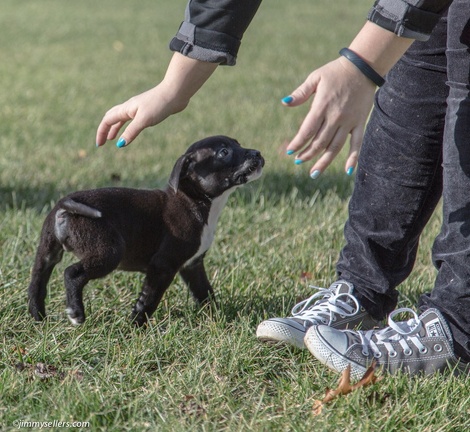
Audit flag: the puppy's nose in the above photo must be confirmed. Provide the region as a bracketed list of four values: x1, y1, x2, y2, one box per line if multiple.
[246, 149, 261, 158]
[246, 149, 264, 167]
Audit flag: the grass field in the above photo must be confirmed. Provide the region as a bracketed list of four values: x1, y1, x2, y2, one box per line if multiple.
[1, 0, 469, 430]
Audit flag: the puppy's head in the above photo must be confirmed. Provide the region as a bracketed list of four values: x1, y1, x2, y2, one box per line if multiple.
[168, 136, 264, 198]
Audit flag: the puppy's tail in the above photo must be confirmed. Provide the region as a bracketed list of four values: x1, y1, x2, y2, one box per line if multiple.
[60, 198, 102, 218]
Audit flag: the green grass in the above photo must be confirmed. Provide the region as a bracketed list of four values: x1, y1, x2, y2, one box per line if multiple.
[1, 0, 469, 430]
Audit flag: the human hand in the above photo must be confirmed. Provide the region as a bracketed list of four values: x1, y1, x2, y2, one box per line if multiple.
[96, 53, 218, 148]
[95, 85, 186, 148]
[283, 56, 377, 178]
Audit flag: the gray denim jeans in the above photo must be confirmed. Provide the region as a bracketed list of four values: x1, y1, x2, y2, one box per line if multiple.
[336, 1, 470, 361]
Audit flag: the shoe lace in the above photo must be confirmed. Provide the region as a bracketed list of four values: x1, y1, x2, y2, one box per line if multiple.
[358, 308, 426, 358]
[290, 284, 360, 326]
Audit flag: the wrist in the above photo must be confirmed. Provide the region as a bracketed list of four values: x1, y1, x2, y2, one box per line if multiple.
[339, 48, 385, 87]
[347, 21, 414, 76]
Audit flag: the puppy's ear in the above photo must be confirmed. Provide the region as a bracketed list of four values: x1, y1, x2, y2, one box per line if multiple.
[168, 154, 191, 193]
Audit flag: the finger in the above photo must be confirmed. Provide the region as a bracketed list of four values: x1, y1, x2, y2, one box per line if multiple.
[107, 121, 125, 141]
[286, 107, 325, 155]
[96, 120, 112, 147]
[282, 72, 319, 107]
[344, 126, 364, 175]
[296, 121, 341, 163]
[308, 127, 349, 177]
[116, 117, 148, 148]
[96, 106, 131, 146]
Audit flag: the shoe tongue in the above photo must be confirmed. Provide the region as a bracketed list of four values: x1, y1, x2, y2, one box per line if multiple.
[420, 309, 449, 339]
[332, 280, 354, 296]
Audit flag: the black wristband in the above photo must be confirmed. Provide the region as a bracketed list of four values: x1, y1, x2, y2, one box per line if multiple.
[339, 47, 385, 87]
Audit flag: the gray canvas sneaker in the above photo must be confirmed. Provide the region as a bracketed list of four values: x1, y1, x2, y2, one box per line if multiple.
[305, 307, 466, 379]
[256, 280, 380, 349]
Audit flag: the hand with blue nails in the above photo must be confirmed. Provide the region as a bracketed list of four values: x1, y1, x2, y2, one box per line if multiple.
[283, 22, 412, 178]
[96, 53, 217, 148]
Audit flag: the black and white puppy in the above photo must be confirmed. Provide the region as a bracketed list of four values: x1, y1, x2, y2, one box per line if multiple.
[28, 136, 264, 326]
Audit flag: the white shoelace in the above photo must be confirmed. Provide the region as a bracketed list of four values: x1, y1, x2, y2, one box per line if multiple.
[290, 285, 360, 326]
[358, 308, 427, 358]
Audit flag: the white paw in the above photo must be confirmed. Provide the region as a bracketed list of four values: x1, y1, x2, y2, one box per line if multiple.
[65, 308, 82, 326]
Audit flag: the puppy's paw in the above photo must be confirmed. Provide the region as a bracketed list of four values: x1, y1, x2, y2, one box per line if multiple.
[130, 310, 148, 327]
[65, 308, 85, 326]
[29, 304, 46, 321]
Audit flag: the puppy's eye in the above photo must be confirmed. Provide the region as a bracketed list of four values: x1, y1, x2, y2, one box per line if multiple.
[218, 148, 229, 158]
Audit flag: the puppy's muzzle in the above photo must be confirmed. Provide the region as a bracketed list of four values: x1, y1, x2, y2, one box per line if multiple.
[234, 150, 265, 184]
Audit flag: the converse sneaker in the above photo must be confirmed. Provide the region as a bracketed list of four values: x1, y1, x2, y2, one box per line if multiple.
[256, 280, 380, 349]
[305, 307, 465, 379]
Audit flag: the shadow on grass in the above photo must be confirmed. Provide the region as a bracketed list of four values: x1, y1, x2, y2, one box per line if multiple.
[0, 174, 138, 213]
[145, 290, 300, 329]
[232, 170, 354, 206]
[1, 168, 354, 212]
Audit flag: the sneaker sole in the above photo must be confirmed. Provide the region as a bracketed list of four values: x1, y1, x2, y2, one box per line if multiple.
[256, 318, 306, 349]
[304, 325, 368, 380]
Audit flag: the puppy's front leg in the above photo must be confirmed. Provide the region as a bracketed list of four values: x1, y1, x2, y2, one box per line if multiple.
[131, 261, 178, 326]
[179, 255, 216, 306]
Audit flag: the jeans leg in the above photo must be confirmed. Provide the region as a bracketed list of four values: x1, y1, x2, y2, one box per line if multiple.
[419, 1, 470, 361]
[336, 16, 448, 320]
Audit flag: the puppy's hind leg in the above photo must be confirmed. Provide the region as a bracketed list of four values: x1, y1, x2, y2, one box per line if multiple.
[64, 247, 123, 325]
[28, 213, 64, 321]
[179, 255, 216, 306]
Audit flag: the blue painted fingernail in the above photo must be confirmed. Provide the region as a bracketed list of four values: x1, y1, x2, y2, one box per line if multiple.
[310, 170, 321, 180]
[96, 143, 100, 148]
[294, 159, 303, 165]
[347, 166, 355, 176]
[116, 137, 126, 148]
[286, 150, 295, 156]
[282, 96, 293, 104]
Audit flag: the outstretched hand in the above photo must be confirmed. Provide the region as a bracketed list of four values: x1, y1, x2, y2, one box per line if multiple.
[283, 56, 377, 178]
[96, 85, 186, 148]
[95, 53, 218, 148]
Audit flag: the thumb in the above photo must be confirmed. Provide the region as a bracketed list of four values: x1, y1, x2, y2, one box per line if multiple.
[116, 118, 147, 148]
[281, 72, 320, 107]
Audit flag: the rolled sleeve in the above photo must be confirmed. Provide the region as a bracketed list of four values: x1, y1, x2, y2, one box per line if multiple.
[368, 0, 452, 41]
[170, 0, 262, 66]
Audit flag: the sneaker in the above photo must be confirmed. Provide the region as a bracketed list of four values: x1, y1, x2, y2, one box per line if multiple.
[305, 307, 465, 379]
[256, 280, 380, 349]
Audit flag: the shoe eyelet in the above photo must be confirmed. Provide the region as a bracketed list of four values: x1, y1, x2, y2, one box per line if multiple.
[362, 350, 369, 357]
[434, 344, 443, 352]
[389, 351, 397, 358]
[360, 307, 366, 312]
[331, 316, 336, 322]
[373, 352, 382, 358]
[419, 347, 428, 354]
[404, 348, 412, 356]
[321, 319, 328, 325]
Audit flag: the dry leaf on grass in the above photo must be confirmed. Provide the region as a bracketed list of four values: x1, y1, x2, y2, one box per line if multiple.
[35, 362, 59, 379]
[15, 362, 84, 382]
[300, 271, 314, 282]
[313, 361, 382, 416]
[179, 395, 207, 417]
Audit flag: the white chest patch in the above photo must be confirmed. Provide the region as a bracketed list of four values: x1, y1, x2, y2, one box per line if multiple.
[184, 189, 233, 267]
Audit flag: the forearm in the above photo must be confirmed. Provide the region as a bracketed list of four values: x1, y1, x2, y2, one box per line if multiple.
[346, 0, 453, 78]
[160, 53, 218, 112]
[344, 21, 414, 78]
